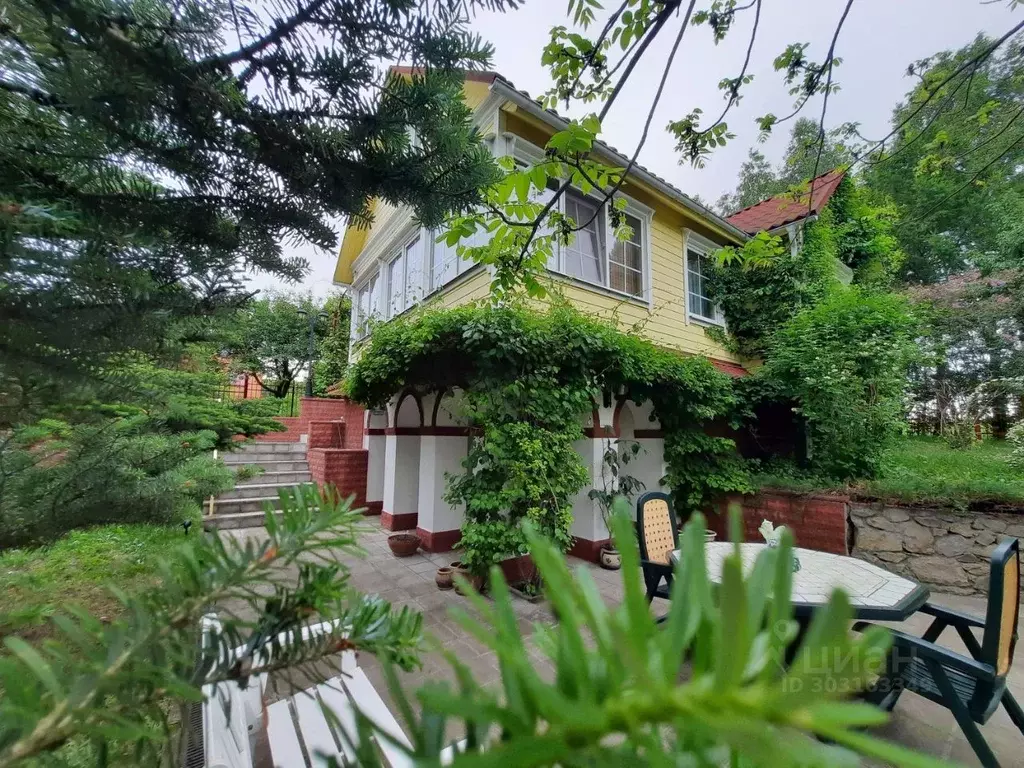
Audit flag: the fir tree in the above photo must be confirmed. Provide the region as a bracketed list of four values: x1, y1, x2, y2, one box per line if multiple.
[0, 0, 513, 424]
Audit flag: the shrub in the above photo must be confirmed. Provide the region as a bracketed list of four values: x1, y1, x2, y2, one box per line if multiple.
[0, 418, 231, 546]
[0, 360, 284, 546]
[757, 288, 922, 479]
[1009, 422, 1024, 471]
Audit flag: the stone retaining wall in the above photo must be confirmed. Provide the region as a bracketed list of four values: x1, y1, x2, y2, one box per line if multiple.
[849, 502, 1024, 596]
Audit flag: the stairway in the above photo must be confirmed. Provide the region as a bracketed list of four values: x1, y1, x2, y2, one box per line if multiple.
[206, 442, 311, 529]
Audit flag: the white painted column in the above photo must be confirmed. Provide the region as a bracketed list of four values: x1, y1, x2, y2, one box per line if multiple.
[364, 409, 387, 514]
[416, 391, 470, 540]
[381, 393, 421, 530]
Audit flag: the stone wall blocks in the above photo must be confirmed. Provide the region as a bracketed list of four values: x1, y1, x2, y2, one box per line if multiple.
[881, 507, 911, 523]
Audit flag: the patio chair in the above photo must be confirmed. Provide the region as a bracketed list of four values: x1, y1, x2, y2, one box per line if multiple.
[636, 491, 681, 603]
[854, 537, 1024, 768]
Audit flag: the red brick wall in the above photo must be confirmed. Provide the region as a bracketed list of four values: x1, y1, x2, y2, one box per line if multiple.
[307, 421, 346, 449]
[308, 448, 369, 511]
[254, 416, 303, 442]
[253, 397, 365, 446]
[710, 490, 849, 554]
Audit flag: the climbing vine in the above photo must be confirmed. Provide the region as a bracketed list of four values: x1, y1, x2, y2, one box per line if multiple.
[345, 302, 747, 572]
[707, 176, 905, 358]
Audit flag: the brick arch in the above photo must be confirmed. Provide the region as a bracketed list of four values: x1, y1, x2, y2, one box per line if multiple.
[394, 390, 424, 428]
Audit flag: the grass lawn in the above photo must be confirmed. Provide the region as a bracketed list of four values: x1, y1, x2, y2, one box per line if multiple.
[755, 436, 1024, 505]
[0, 522, 182, 641]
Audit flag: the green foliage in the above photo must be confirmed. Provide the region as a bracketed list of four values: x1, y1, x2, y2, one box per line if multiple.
[0, 419, 229, 547]
[370, 509, 943, 767]
[709, 229, 834, 357]
[0, 359, 283, 546]
[224, 292, 326, 398]
[0, 522, 177, 640]
[1009, 423, 1024, 472]
[0, 486, 424, 768]
[313, 293, 353, 397]
[1, 0, 505, 423]
[757, 289, 923, 479]
[862, 35, 1024, 283]
[347, 302, 744, 547]
[754, 435, 1024, 505]
[588, 439, 647, 535]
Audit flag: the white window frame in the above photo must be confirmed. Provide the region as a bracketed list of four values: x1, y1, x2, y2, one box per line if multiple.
[684, 230, 725, 326]
[351, 270, 382, 340]
[381, 231, 429, 319]
[501, 135, 653, 304]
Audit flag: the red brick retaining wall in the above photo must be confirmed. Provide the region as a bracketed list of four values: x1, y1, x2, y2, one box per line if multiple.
[308, 447, 370, 512]
[254, 397, 366, 445]
[710, 489, 849, 555]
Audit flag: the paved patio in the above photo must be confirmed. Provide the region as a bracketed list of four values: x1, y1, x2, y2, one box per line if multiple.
[224, 521, 1024, 766]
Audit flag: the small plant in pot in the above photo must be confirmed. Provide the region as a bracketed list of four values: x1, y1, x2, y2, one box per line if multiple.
[456, 519, 517, 595]
[588, 438, 646, 570]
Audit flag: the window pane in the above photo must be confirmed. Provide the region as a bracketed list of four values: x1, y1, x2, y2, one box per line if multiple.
[564, 193, 603, 284]
[405, 236, 423, 305]
[687, 249, 717, 320]
[610, 262, 626, 292]
[431, 232, 457, 290]
[388, 254, 404, 317]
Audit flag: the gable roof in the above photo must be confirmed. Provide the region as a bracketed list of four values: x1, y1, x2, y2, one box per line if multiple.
[725, 168, 846, 235]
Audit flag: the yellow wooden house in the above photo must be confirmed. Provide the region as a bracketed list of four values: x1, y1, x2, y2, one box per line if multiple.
[333, 69, 751, 376]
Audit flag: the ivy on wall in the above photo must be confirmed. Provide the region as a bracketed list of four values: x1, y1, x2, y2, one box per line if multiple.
[707, 176, 919, 480]
[345, 302, 748, 571]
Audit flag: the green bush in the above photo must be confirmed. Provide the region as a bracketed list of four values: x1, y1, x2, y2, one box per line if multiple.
[0, 418, 231, 547]
[1008, 422, 1024, 471]
[757, 289, 922, 480]
[0, 360, 284, 546]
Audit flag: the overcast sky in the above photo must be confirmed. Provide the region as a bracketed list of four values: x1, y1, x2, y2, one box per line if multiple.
[249, 0, 1017, 298]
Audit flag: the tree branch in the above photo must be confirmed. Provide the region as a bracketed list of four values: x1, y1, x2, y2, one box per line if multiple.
[808, 0, 856, 213]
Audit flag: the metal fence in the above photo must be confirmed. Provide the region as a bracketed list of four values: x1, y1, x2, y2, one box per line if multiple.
[216, 374, 298, 417]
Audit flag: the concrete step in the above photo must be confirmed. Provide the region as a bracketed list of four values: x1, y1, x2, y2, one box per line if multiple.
[218, 482, 304, 501]
[209, 496, 282, 515]
[204, 510, 284, 531]
[236, 470, 311, 486]
[226, 459, 309, 473]
[223, 442, 306, 459]
[222, 451, 307, 466]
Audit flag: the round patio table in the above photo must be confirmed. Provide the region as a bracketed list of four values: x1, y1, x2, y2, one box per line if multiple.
[671, 542, 930, 622]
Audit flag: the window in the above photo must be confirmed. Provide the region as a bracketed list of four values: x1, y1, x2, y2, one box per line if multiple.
[610, 212, 643, 297]
[353, 272, 380, 338]
[563, 192, 604, 284]
[547, 188, 648, 300]
[387, 251, 405, 317]
[405, 235, 423, 305]
[686, 248, 721, 323]
[430, 224, 485, 292]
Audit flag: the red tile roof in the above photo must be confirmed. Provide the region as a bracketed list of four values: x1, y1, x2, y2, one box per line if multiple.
[725, 169, 846, 235]
[710, 359, 748, 377]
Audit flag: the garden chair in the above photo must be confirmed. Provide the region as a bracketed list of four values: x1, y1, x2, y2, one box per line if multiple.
[854, 537, 1024, 768]
[636, 491, 681, 603]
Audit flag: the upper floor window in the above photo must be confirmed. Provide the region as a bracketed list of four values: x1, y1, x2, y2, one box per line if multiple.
[551, 188, 648, 300]
[686, 246, 723, 325]
[352, 271, 381, 339]
[386, 235, 424, 318]
[430, 224, 484, 292]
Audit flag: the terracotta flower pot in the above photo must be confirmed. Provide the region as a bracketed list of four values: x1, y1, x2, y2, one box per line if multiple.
[599, 546, 621, 570]
[454, 565, 486, 595]
[387, 533, 420, 557]
[435, 566, 454, 590]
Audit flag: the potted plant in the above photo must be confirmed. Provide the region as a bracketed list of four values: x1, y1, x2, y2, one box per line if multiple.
[588, 438, 646, 570]
[456, 519, 517, 595]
